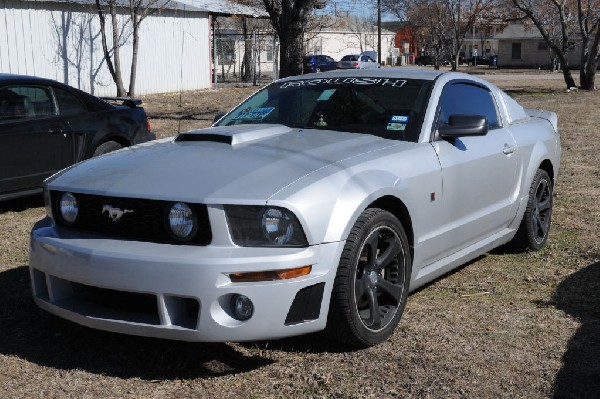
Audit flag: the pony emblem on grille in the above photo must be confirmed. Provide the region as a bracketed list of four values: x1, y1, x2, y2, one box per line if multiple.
[102, 205, 133, 222]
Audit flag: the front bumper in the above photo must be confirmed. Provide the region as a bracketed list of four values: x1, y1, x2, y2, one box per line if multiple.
[29, 219, 344, 342]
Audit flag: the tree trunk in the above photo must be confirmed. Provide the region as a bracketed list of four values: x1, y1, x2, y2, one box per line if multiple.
[553, 49, 577, 89]
[61, 12, 71, 85]
[580, 59, 598, 90]
[110, 2, 125, 96]
[242, 18, 253, 82]
[129, 15, 140, 97]
[279, 26, 303, 78]
[96, 0, 126, 96]
[263, 0, 317, 79]
[579, 30, 600, 90]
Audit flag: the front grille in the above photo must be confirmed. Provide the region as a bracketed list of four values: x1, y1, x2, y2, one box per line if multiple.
[51, 191, 211, 245]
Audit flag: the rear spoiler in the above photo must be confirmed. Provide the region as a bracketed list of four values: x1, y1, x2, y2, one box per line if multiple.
[101, 97, 143, 108]
[525, 108, 558, 133]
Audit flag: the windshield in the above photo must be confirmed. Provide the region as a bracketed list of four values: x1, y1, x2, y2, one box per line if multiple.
[215, 77, 433, 142]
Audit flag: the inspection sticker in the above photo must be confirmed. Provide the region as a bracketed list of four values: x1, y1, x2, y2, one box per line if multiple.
[387, 123, 407, 131]
[234, 107, 275, 120]
[390, 115, 409, 123]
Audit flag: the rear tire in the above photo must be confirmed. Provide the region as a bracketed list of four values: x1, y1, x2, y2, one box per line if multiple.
[509, 169, 553, 251]
[326, 208, 411, 347]
[93, 140, 123, 156]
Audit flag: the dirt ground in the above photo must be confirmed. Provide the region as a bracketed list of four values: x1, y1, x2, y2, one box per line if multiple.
[0, 68, 598, 398]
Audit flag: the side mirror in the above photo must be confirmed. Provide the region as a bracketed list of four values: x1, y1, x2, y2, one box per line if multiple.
[212, 112, 226, 125]
[439, 114, 488, 138]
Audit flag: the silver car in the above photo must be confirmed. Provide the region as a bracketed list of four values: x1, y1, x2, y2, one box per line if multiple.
[338, 53, 380, 69]
[30, 69, 560, 347]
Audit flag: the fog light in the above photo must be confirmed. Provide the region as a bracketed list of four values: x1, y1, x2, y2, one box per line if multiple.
[231, 294, 254, 321]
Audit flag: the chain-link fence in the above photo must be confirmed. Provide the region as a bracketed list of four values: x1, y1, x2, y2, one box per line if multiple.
[213, 33, 279, 85]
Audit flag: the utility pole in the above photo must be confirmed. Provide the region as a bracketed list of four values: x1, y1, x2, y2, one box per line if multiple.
[377, 0, 381, 64]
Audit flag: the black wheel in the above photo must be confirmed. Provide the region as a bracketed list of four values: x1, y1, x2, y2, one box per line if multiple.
[510, 169, 553, 251]
[326, 208, 411, 347]
[93, 140, 123, 156]
[315, 67, 322, 73]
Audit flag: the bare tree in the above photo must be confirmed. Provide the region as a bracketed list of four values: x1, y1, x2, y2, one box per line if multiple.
[94, 0, 170, 97]
[95, 0, 127, 96]
[445, 0, 496, 70]
[346, 13, 378, 52]
[383, 0, 452, 69]
[509, 0, 599, 90]
[262, 0, 327, 77]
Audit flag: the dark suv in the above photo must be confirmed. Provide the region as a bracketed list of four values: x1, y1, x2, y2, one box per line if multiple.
[303, 55, 337, 73]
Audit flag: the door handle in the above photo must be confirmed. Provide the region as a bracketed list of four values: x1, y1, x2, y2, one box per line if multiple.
[503, 144, 516, 155]
[49, 128, 63, 134]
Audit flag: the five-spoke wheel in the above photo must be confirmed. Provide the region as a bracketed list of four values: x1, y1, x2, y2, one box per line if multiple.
[510, 168, 553, 251]
[326, 208, 411, 347]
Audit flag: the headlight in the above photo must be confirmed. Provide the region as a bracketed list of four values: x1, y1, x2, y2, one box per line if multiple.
[43, 187, 53, 220]
[58, 192, 78, 224]
[167, 202, 197, 240]
[225, 205, 308, 247]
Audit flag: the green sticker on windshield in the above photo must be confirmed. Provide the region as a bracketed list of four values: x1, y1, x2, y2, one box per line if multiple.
[387, 122, 407, 131]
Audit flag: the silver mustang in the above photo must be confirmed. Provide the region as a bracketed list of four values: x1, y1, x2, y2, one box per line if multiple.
[30, 69, 560, 347]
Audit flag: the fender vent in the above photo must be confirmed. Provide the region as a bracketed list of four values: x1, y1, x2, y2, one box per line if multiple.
[285, 283, 325, 325]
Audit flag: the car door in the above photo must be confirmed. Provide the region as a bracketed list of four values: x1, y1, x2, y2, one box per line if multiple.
[431, 81, 520, 256]
[51, 86, 94, 161]
[0, 85, 73, 195]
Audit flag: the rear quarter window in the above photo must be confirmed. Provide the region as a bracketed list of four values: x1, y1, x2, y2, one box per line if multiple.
[53, 88, 86, 115]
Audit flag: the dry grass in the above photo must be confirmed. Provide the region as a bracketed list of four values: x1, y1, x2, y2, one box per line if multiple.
[1, 69, 598, 398]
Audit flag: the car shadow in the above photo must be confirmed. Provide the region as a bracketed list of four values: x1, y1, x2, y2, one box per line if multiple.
[0, 195, 44, 214]
[550, 260, 600, 397]
[0, 265, 273, 380]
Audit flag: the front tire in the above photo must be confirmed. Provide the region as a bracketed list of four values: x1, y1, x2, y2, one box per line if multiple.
[326, 208, 411, 347]
[93, 140, 123, 156]
[510, 169, 553, 251]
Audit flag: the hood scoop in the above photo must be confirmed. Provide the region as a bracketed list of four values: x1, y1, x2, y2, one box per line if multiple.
[175, 124, 293, 146]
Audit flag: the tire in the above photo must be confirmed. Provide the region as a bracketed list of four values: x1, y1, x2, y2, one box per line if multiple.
[510, 169, 553, 251]
[326, 208, 411, 347]
[93, 140, 123, 156]
[315, 67, 321, 73]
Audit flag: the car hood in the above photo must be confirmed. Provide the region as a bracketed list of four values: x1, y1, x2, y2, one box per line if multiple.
[47, 124, 405, 204]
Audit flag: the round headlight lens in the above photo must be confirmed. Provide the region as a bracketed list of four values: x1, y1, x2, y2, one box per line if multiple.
[261, 207, 294, 245]
[59, 192, 78, 224]
[167, 202, 197, 240]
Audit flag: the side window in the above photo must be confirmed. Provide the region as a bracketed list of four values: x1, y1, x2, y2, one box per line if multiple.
[0, 86, 54, 121]
[437, 82, 500, 129]
[53, 88, 86, 115]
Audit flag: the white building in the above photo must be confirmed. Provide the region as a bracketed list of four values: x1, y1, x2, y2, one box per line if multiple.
[0, 0, 263, 96]
[305, 28, 397, 65]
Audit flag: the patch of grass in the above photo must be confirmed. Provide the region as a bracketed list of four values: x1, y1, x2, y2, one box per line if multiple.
[1, 71, 598, 398]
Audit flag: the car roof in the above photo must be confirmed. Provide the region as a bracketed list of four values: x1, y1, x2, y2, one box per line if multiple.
[279, 68, 447, 82]
[0, 73, 59, 84]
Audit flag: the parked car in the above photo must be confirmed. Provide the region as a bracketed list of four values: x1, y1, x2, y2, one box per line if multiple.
[337, 53, 380, 69]
[415, 55, 436, 66]
[303, 55, 337, 73]
[468, 55, 496, 66]
[416, 55, 454, 67]
[30, 69, 560, 347]
[0, 74, 154, 201]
